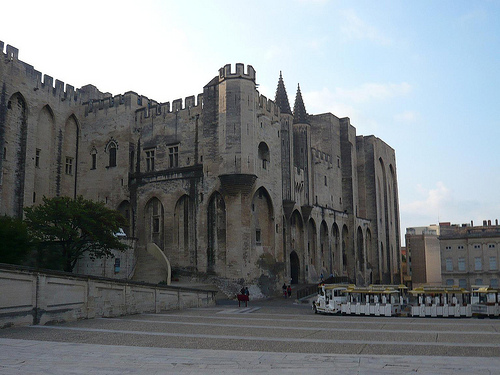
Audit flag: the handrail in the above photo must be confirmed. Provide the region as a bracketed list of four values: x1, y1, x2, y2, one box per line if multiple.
[146, 243, 171, 285]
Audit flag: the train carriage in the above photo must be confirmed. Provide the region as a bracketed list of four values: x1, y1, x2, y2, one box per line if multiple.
[409, 286, 471, 317]
[471, 286, 500, 317]
[312, 284, 352, 314]
[340, 284, 408, 317]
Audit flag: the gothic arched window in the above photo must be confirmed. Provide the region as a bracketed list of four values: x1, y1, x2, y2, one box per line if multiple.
[106, 140, 117, 168]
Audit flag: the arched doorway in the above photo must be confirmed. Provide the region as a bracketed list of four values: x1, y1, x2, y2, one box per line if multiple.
[290, 251, 299, 284]
[290, 210, 304, 283]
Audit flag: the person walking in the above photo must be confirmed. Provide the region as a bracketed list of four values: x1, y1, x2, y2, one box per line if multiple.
[287, 285, 292, 298]
[282, 283, 287, 298]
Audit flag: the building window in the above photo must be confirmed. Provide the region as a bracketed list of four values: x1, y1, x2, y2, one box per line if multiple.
[107, 142, 117, 168]
[459, 279, 467, 289]
[458, 257, 465, 271]
[491, 279, 499, 288]
[445, 258, 453, 271]
[91, 151, 97, 170]
[457, 245, 464, 250]
[474, 244, 481, 249]
[446, 279, 454, 286]
[65, 157, 73, 175]
[169, 146, 179, 168]
[489, 244, 496, 248]
[152, 200, 160, 234]
[258, 142, 270, 170]
[145, 149, 155, 172]
[35, 149, 41, 168]
[474, 257, 482, 271]
[324, 176, 327, 186]
[489, 256, 497, 271]
[255, 229, 261, 244]
[445, 246, 452, 250]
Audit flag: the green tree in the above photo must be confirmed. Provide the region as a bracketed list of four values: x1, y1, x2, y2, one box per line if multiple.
[0, 215, 32, 265]
[24, 196, 128, 272]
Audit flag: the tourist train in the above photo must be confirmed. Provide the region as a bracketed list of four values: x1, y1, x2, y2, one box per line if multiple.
[312, 284, 500, 318]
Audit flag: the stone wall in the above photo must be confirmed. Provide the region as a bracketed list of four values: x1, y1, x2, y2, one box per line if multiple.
[1, 40, 402, 288]
[0, 264, 217, 329]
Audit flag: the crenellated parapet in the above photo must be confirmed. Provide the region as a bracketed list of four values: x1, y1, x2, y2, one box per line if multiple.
[83, 90, 157, 116]
[257, 93, 280, 118]
[218, 63, 255, 82]
[311, 147, 333, 167]
[1, 41, 84, 104]
[134, 93, 203, 120]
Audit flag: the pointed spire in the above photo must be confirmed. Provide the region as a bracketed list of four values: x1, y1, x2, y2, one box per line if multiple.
[275, 71, 292, 115]
[293, 84, 308, 124]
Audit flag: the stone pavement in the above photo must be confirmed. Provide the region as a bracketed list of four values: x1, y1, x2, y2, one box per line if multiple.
[1, 338, 500, 375]
[1, 296, 500, 374]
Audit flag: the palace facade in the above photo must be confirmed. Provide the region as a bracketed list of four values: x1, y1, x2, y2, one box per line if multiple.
[0, 41, 401, 292]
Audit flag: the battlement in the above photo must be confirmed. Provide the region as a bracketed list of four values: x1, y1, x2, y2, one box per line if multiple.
[219, 63, 255, 82]
[311, 147, 333, 166]
[257, 94, 279, 117]
[135, 93, 203, 120]
[1, 40, 84, 103]
[1, 41, 18, 60]
[1, 40, 166, 109]
[84, 90, 155, 116]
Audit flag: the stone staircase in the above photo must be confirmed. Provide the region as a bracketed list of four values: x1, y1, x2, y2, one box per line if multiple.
[131, 247, 168, 284]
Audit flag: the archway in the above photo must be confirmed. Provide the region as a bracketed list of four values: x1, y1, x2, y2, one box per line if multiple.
[207, 192, 226, 275]
[290, 251, 299, 284]
[357, 226, 364, 272]
[290, 210, 304, 283]
[117, 200, 131, 236]
[308, 219, 317, 268]
[251, 187, 274, 251]
[60, 115, 79, 197]
[174, 194, 193, 269]
[34, 105, 55, 203]
[258, 142, 270, 170]
[145, 197, 164, 249]
[320, 221, 329, 273]
[342, 224, 349, 277]
[3, 93, 28, 217]
[332, 223, 340, 275]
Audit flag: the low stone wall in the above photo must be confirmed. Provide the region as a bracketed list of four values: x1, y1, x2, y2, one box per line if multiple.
[0, 264, 217, 328]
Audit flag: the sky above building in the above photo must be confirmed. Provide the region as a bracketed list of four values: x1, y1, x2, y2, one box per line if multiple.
[2, 0, 499, 244]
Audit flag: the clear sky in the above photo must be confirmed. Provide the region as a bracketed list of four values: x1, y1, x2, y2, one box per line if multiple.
[2, 0, 499, 244]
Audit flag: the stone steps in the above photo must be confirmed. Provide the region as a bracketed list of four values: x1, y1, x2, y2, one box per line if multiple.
[131, 247, 167, 284]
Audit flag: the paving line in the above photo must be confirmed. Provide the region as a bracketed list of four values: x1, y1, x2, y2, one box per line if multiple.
[31, 325, 500, 348]
[142, 312, 500, 328]
[191, 307, 500, 325]
[98, 317, 500, 335]
[216, 307, 261, 314]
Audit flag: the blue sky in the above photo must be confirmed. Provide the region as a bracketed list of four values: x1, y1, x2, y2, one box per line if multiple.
[2, 0, 499, 243]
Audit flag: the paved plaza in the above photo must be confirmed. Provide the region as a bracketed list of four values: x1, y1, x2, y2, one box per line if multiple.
[1, 297, 500, 374]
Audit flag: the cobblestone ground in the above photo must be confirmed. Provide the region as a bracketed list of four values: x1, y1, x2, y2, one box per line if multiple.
[1, 297, 499, 374]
